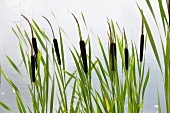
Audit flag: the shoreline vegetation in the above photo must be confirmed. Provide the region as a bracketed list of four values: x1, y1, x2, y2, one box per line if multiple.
[0, 0, 169, 113]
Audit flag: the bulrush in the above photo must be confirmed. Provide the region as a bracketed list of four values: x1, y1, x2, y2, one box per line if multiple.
[124, 29, 129, 70]
[21, 15, 37, 82]
[25, 30, 36, 82]
[42, 16, 61, 65]
[21, 15, 38, 68]
[72, 13, 88, 74]
[140, 19, 144, 62]
[107, 20, 116, 71]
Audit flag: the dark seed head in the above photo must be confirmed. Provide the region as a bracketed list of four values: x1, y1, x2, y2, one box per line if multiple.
[53, 39, 61, 65]
[80, 40, 88, 74]
[140, 34, 144, 62]
[140, 18, 144, 62]
[113, 43, 116, 60]
[110, 43, 115, 71]
[32, 38, 38, 56]
[31, 56, 36, 82]
[124, 48, 129, 70]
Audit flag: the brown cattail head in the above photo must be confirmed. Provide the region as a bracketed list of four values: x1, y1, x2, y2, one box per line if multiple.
[140, 35, 144, 62]
[42, 16, 61, 65]
[31, 56, 36, 82]
[22, 15, 38, 68]
[53, 39, 61, 65]
[72, 13, 88, 74]
[80, 40, 88, 74]
[140, 19, 144, 62]
[108, 20, 116, 71]
[123, 29, 128, 70]
[113, 43, 116, 60]
[32, 38, 38, 69]
[110, 43, 115, 71]
[32, 38, 38, 57]
[124, 48, 129, 70]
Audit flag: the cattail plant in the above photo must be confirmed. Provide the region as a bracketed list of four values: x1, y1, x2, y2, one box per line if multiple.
[24, 30, 36, 82]
[42, 16, 61, 65]
[72, 13, 88, 74]
[124, 29, 129, 70]
[140, 19, 144, 62]
[21, 15, 37, 82]
[107, 20, 116, 71]
[21, 15, 38, 68]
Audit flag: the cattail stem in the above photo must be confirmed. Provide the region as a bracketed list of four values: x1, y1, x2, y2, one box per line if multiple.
[80, 40, 88, 74]
[124, 48, 129, 70]
[71, 13, 82, 41]
[42, 16, 55, 40]
[21, 15, 34, 41]
[25, 30, 33, 56]
[31, 56, 36, 82]
[42, 16, 61, 65]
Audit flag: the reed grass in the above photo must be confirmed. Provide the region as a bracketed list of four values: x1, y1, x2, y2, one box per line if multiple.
[138, 0, 170, 112]
[0, 8, 164, 113]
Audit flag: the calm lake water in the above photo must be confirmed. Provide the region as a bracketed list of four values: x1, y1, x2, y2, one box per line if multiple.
[0, 0, 167, 112]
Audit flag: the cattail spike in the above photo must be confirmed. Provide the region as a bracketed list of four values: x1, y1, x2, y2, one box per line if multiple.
[80, 40, 88, 74]
[113, 43, 117, 61]
[31, 56, 36, 82]
[140, 18, 145, 62]
[124, 48, 129, 70]
[53, 39, 61, 65]
[42, 16, 61, 65]
[22, 15, 38, 68]
[140, 34, 144, 62]
[110, 43, 115, 71]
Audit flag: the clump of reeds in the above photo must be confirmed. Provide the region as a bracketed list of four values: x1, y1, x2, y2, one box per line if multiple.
[140, 19, 144, 62]
[107, 19, 116, 71]
[42, 16, 61, 65]
[124, 29, 128, 70]
[72, 13, 88, 74]
[21, 15, 37, 82]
